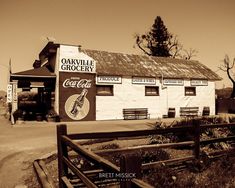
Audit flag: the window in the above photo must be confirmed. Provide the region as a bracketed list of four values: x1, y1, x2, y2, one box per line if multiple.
[96, 85, 113, 96]
[145, 86, 159, 96]
[22, 87, 30, 92]
[185, 87, 196, 96]
[18, 80, 30, 88]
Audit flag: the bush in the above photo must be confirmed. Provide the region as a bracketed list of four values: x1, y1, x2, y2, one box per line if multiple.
[143, 166, 177, 188]
[97, 143, 119, 150]
[46, 109, 60, 122]
[140, 149, 170, 164]
[18, 91, 37, 101]
[46, 109, 58, 118]
[13, 109, 24, 120]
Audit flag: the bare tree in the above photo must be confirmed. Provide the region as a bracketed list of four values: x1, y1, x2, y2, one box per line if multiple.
[181, 48, 198, 60]
[219, 55, 235, 98]
[168, 36, 183, 58]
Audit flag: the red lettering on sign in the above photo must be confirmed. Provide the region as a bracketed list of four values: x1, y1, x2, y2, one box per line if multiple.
[63, 78, 92, 88]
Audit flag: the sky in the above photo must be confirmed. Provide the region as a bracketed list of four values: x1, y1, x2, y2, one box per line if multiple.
[0, 0, 235, 91]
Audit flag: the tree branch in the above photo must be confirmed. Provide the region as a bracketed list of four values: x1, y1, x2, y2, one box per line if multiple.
[220, 55, 235, 83]
[183, 48, 198, 60]
[135, 35, 151, 56]
[218, 66, 227, 72]
[227, 68, 235, 83]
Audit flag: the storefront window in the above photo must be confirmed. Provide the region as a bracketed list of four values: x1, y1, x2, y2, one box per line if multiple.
[145, 86, 159, 96]
[185, 87, 196, 96]
[96, 85, 113, 96]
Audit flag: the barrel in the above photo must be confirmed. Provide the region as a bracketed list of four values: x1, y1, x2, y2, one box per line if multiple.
[168, 108, 176, 118]
[202, 106, 210, 116]
[36, 113, 43, 121]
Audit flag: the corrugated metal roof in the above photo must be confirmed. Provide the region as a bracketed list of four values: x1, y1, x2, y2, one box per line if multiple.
[11, 45, 221, 81]
[83, 49, 221, 81]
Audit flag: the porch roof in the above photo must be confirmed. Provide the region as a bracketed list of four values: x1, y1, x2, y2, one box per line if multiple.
[11, 66, 56, 79]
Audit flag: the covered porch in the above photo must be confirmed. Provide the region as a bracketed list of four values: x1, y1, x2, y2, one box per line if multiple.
[10, 66, 58, 122]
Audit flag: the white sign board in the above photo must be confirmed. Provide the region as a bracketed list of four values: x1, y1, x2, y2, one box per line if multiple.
[12, 84, 17, 102]
[97, 76, 122, 84]
[132, 77, 156, 85]
[191, 79, 208, 86]
[7, 84, 12, 103]
[163, 79, 184, 86]
[59, 45, 96, 73]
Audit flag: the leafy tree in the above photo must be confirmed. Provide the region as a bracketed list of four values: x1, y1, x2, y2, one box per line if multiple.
[135, 16, 197, 59]
[219, 55, 235, 98]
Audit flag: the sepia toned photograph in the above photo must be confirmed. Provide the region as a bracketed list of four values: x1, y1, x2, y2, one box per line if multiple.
[0, 0, 234, 187]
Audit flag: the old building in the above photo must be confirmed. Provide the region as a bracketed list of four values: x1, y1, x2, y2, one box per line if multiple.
[10, 42, 221, 122]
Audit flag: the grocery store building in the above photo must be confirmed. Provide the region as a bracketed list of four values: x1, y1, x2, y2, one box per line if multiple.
[10, 42, 221, 121]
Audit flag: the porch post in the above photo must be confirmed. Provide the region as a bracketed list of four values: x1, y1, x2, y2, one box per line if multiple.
[11, 81, 18, 124]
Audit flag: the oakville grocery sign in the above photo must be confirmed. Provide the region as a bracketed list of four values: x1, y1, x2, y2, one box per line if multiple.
[60, 58, 95, 72]
[59, 45, 96, 73]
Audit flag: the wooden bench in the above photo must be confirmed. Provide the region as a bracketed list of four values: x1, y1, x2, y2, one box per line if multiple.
[123, 108, 149, 120]
[180, 107, 199, 118]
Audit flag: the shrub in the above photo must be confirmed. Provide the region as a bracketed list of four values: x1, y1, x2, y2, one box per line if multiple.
[13, 109, 24, 120]
[140, 149, 170, 164]
[97, 143, 119, 150]
[143, 166, 177, 188]
[46, 109, 58, 118]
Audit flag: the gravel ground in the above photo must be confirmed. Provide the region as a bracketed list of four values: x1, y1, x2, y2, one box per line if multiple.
[0, 113, 157, 187]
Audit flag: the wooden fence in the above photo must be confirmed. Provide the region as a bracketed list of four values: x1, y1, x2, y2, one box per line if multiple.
[57, 119, 235, 188]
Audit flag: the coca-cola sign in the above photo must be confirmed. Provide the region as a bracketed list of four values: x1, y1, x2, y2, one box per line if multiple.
[65, 89, 90, 120]
[63, 77, 92, 88]
[59, 72, 96, 121]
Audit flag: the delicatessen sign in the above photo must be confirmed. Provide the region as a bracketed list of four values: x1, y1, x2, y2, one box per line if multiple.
[132, 77, 156, 85]
[59, 45, 96, 73]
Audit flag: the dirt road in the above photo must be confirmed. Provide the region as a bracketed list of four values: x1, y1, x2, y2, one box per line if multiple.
[0, 116, 156, 187]
[0, 117, 56, 187]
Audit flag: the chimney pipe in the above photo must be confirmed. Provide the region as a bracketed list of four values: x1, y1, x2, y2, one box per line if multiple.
[78, 45, 82, 52]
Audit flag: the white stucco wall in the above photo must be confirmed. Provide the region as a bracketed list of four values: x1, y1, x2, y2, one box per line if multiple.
[166, 80, 216, 117]
[96, 76, 216, 120]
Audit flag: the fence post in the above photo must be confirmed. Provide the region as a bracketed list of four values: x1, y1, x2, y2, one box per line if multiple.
[57, 124, 69, 188]
[193, 119, 200, 159]
[120, 154, 141, 188]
